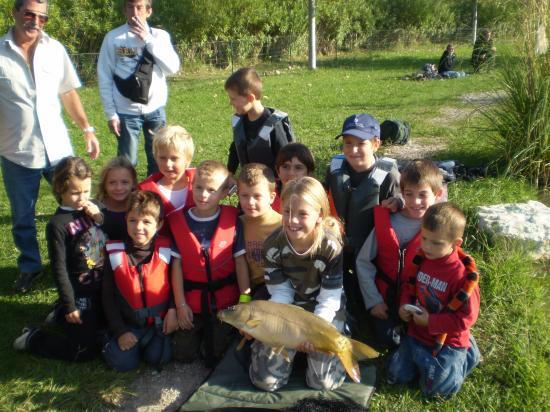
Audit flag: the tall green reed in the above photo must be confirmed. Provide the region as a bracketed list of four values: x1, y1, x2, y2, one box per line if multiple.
[484, 2, 549, 190]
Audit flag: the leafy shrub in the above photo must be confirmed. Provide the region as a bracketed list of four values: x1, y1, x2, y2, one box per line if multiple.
[484, 2, 549, 190]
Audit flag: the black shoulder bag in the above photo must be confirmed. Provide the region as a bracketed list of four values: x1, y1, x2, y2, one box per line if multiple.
[114, 47, 155, 104]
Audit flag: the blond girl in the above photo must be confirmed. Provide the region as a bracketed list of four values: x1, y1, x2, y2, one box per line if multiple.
[97, 156, 137, 240]
[249, 176, 346, 391]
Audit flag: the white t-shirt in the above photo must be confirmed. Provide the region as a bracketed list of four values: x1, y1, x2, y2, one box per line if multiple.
[0, 29, 81, 168]
[157, 185, 188, 210]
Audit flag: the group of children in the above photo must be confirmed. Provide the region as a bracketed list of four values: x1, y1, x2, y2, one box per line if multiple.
[13, 67, 480, 399]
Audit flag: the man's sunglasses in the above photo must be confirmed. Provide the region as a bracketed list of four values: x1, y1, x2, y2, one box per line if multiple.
[23, 11, 49, 24]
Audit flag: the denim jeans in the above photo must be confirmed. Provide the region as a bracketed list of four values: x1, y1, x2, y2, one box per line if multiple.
[441, 71, 466, 78]
[1, 156, 55, 273]
[387, 335, 481, 397]
[117, 107, 165, 176]
[103, 325, 172, 372]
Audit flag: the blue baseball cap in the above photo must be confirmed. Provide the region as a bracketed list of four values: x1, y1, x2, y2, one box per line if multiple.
[335, 114, 380, 141]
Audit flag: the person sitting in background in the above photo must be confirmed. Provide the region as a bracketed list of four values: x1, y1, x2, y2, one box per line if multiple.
[471, 29, 496, 72]
[438, 44, 466, 78]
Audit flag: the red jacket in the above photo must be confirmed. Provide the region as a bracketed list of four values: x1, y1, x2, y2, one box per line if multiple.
[138, 168, 196, 217]
[106, 236, 172, 325]
[401, 248, 480, 348]
[373, 206, 421, 307]
[168, 205, 240, 314]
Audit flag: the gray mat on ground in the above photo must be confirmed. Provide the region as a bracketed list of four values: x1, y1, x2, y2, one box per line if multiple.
[180, 341, 376, 411]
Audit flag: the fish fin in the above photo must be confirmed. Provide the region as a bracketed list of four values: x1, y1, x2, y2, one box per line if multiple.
[268, 346, 291, 362]
[349, 338, 379, 360]
[236, 337, 247, 351]
[245, 319, 262, 328]
[272, 345, 284, 355]
[338, 348, 361, 383]
[282, 348, 291, 362]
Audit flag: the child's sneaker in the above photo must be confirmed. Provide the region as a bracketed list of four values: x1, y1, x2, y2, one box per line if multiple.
[44, 310, 57, 325]
[44, 301, 62, 325]
[13, 327, 37, 351]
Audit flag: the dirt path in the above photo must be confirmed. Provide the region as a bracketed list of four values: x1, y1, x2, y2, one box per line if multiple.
[115, 361, 210, 411]
[381, 91, 504, 161]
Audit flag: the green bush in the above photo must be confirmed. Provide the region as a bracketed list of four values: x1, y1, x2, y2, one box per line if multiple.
[0, 0, 526, 54]
[484, 3, 549, 190]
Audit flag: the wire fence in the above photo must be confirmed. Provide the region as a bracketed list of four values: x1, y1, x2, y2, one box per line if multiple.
[71, 28, 517, 84]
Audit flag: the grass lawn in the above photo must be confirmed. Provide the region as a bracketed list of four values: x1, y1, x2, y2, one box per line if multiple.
[0, 43, 547, 411]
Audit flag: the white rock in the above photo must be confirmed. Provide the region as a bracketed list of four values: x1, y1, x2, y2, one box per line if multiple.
[477, 201, 550, 259]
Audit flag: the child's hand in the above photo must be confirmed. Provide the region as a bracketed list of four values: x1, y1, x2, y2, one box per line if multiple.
[412, 307, 429, 326]
[296, 341, 316, 353]
[82, 201, 103, 223]
[163, 308, 178, 334]
[176, 304, 194, 330]
[65, 310, 82, 324]
[380, 197, 403, 213]
[398, 305, 413, 322]
[118, 332, 138, 351]
[370, 302, 389, 320]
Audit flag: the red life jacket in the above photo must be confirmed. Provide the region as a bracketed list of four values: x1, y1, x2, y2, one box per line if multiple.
[168, 205, 239, 314]
[106, 236, 172, 325]
[373, 206, 421, 307]
[138, 168, 196, 217]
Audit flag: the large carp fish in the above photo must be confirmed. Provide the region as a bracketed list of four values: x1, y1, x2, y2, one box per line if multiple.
[217, 300, 379, 383]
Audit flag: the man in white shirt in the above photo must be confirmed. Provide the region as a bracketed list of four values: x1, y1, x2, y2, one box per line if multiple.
[0, 0, 100, 293]
[97, 0, 180, 177]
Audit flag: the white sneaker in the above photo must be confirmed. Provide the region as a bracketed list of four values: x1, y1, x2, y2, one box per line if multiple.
[13, 327, 34, 351]
[44, 310, 56, 324]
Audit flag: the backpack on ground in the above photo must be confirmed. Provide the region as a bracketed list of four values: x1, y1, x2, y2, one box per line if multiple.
[380, 119, 411, 145]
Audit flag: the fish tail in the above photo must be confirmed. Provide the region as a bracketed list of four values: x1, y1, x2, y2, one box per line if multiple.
[349, 338, 379, 360]
[338, 347, 361, 383]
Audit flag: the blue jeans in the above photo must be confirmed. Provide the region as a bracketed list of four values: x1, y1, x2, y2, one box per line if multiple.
[1, 156, 55, 273]
[102, 325, 172, 372]
[117, 107, 165, 176]
[441, 71, 466, 78]
[387, 335, 480, 397]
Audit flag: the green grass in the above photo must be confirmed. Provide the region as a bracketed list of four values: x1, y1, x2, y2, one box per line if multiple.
[0, 44, 548, 411]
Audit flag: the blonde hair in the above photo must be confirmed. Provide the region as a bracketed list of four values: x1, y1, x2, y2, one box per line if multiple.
[152, 125, 194, 165]
[96, 156, 137, 202]
[400, 159, 443, 194]
[280, 176, 342, 253]
[194, 160, 230, 190]
[238, 163, 276, 192]
[422, 202, 466, 241]
[224, 67, 263, 99]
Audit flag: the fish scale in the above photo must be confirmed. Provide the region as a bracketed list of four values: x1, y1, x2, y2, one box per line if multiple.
[218, 300, 379, 383]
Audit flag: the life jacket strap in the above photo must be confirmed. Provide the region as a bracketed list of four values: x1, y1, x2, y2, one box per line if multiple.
[134, 301, 169, 321]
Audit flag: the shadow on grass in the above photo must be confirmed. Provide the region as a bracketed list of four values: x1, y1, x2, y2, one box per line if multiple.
[0, 298, 128, 410]
[0, 265, 56, 297]
[319, 55, 431, 71]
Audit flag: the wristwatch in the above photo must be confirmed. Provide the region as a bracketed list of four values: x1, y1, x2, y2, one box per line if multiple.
[83, 126, 95, 133]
